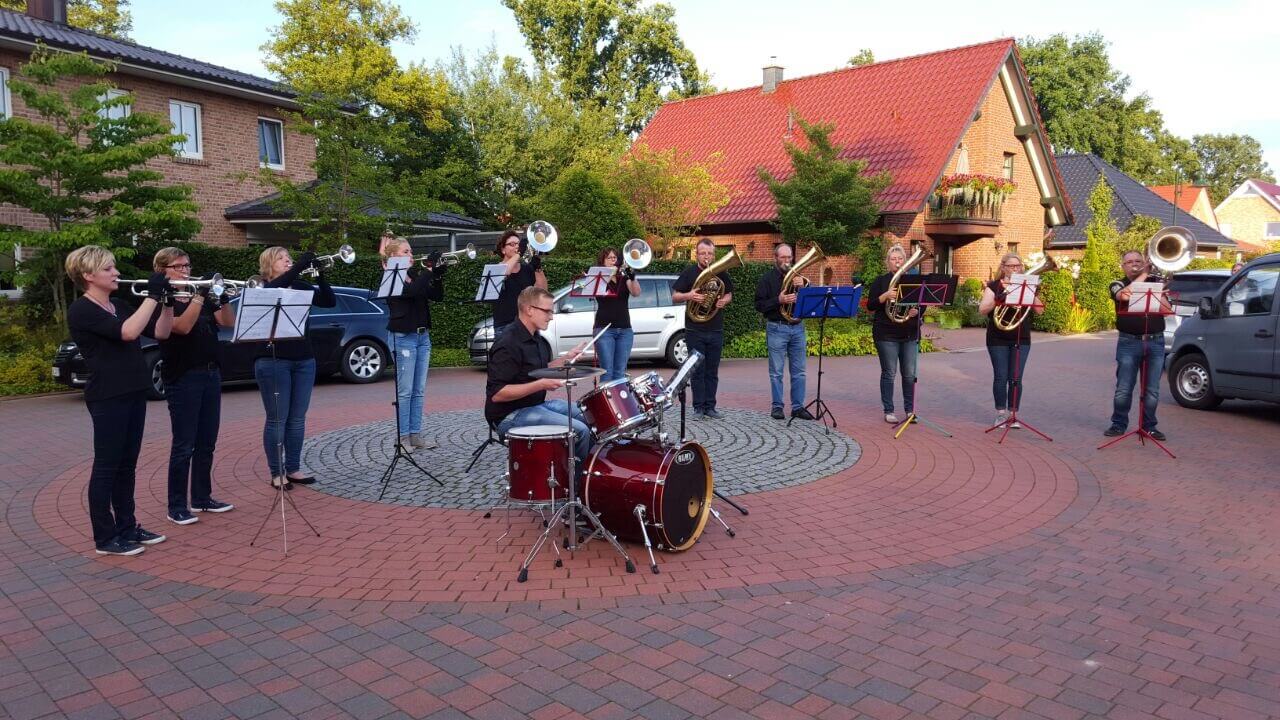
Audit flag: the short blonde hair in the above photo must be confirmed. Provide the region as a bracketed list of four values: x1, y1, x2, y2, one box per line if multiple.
[259, 246, 291, 280]
[65, 245, 116, 290]
[518, 286, 552, 312]
[380, 236, 409, 258]
[886, 243, 907, 262]
[153, 246, 189, 272]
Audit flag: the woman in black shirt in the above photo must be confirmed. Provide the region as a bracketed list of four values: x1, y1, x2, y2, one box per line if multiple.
[490, 229, 546, 340]
[592, 246, 641, 383]
[254, 246, 337, 488]
[380, 236, 446, 449]
[65, 245, 173, 556]
[978, 253, 1041, 428]
[863, 243, 920, 424]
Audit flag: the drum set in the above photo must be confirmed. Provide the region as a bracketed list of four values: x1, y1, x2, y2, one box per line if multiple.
[491, 353, 734, 579]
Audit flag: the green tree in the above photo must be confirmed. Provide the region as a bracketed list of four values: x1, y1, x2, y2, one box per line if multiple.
[1078, 178, 1119, 330]
[1191, 134, 1276, 204]
[516, 166, 643, 259]
[1118, 214, 1162, 259]
[0, 47, 200, 329]
[758, 117, 891, 258]
[608, 143, 729, 255]
[847, 49, 875, 66]
[502, 0, 707, 135]
[0, 0, 132, 39]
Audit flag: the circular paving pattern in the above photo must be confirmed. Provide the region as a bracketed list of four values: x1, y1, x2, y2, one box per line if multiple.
[301, 408, 862, 508]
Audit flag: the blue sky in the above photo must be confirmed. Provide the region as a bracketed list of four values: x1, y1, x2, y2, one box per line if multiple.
[130, 0, 1279, 174]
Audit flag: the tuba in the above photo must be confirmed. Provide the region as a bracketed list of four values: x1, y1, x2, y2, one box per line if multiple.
[992, 253, 1057, 331]
[886, 245, 933, 323]
[779, 245, 824, 322]
[523, 220, 557, 261]
[1147, 226, 1196, 276]
[686, 247, 742, 322]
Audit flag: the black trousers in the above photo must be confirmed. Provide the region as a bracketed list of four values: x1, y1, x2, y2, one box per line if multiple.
[86, 391, 147, 547]
[685, 327, 724, 413]
[165, 368, 221, 512]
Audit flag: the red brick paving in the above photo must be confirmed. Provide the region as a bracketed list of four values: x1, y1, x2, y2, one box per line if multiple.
[2, 330, 1278, 719]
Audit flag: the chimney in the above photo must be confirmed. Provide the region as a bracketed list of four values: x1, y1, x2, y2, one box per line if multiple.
[25, 0, 67, 24]
[762, 57, 784, 94]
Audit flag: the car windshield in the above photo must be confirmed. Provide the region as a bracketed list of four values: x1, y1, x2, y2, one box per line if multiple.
[1168, 275, 1228, 305]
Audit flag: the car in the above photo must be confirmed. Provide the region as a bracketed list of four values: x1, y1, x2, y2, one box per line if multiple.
[1167, 254, 1279, 410]
[468, 274, 690, 368]
[52, 287, 391, 400]
[1163, 268, 1233, 354]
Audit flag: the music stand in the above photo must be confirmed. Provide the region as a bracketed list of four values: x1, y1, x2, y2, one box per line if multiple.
[1098, 284, 1175, 458]
[570, 266, 618, 298]
[234, 287, 321, 554]
[788, 285, 861, 434]
[986, 275, 1051, 444]
[373, 258, 444, 499]
[893, 275, 957, 440]
[476, 263, 507, 303]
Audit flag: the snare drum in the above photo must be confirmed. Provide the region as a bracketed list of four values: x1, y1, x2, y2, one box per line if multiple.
[629, 371, 669, 413]
[582, 438, 712, 552]
[578, 377, 649, 440]
[506, 425, 573, 504]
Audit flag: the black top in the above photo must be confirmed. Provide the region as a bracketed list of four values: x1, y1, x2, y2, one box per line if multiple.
[985, 279, 1032, 346]
[492, 262, 537, 327]
[754, 267, 800, 324]
[673, 264, 735, 332]
[485, 320, 552, 425]
[1111, 275, 1166, 336]
[386, 266, 446, 333]
[864, 273, 920, 342]
[156, 299, 222, 382]
[259, 264, 337, 361]
[593, 273, 632, 329]
[67, 296, 151, 402]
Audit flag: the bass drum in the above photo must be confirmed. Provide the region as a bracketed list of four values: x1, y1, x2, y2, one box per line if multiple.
[582, 438, 712, 552]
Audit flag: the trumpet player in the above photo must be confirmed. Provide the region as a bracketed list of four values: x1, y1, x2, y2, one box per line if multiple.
[978, 253, 1041, 428]
[491, 229, 546, 341]
[151, 248, 237, 525]
[65, 245, 173, 556]
[593, 246, 641, 383]
[672, 238, 734, 420]
[380, 236, 446, 450]
[754, 243, 813, 421]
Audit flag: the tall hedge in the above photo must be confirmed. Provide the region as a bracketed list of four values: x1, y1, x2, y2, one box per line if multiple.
[1033, 269, 1074, 333]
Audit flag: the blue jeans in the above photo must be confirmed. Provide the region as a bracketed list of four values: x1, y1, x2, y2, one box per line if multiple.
[987, 344, 1031, 411]
[85, 391, 146, 547]
[594, 327, 634, 383]
[254, 357, 316, 476]
[685, 327, 723, 413]
[874, 339, 918, 414]
[1112, 334, 1163, 431]
[164, 368, 222, 512]
[497, 399, 592, 468]
[766, 321, 806, 411]
[392, 331, 431, 435]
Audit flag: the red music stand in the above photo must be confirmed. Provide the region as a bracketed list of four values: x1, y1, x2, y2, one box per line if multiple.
[569, 267, 618, 298]
[894, 280, 955, 440]
[1098, 285, 1175, 458]
[986, 278, 1050, 444]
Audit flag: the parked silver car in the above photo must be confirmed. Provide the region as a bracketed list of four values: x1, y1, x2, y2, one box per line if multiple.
[469, 274, 689, 367]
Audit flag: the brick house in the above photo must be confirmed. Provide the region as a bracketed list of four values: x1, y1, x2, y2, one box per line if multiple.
[1214, 179, 1280, 257]
[1147, 184, 1219, 231]
[635, 38, 1073, 282]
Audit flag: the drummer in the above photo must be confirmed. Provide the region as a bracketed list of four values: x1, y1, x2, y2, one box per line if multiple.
[486, 287, 593, 466]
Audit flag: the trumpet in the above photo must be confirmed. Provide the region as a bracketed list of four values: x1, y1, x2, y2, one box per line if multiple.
[523, 220, 557, 261]
[416, 243, 476, 267]
[219, 275, 264, 297]
[120, 274, 226, 299]
[302, 244, 355, 277]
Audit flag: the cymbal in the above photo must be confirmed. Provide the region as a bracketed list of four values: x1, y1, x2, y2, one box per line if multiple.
[530, 364, 605, 380]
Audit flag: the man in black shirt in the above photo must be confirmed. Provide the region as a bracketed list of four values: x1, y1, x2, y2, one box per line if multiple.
[486, 287, 591, 465]
[672, 238, 734, 419]
[491, 229, 547, 341]
[754, 243, 813, 420]
[1105, 250, 1173, 440]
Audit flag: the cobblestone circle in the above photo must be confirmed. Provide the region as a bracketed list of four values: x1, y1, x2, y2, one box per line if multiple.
[302, 408, 861, 509]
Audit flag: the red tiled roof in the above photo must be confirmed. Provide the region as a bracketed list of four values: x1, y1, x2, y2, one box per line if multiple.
[637, 38, 1017, 224]
[1148, 184, 1208, 213]
[1253, 179, 1280, 199]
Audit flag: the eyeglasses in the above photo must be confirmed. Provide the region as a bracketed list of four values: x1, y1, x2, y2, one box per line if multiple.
[530, 305, 554, 315]
[167, 263, 192, 270]
[1002, 263, 1023, 268]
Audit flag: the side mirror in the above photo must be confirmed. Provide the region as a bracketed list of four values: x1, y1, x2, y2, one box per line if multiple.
[1197, 296, 1215, 319]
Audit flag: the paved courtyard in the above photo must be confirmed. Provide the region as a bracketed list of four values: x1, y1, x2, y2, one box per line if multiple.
[1, 330, 1278, 720]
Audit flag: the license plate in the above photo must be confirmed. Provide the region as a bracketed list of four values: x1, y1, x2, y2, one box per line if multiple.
[51, 367, 60, 378]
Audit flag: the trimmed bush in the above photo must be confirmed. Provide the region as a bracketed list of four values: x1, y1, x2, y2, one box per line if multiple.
[725, 318, 935, 358]
[954, 277, 987, 327]
[1076, 267, 1115, 331]
[1033, 269, 1073, 333]
[1187, 257, 1234, 270]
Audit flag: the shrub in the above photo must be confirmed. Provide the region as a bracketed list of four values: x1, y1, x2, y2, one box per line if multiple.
[1062, 304, 1094, 334]
[515, 166, 644, 259]
[0, 341, 61, 396]
[852, 235, 886, 285]
[1187, 257, 1234, 270]
[1033, 269, 1073, 333]
[1076, 267, 1115, 331]
[954, 277, 987, 327]
[724, 318, 934, 358]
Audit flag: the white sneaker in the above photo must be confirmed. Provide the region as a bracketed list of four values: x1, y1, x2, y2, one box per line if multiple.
[995, 410, 1009, 427]
[884, 413, 899, 424]
[1010, 419, 1022, 429]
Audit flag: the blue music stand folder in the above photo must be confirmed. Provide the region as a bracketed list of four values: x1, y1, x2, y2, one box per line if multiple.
[795, 285, 861, 319]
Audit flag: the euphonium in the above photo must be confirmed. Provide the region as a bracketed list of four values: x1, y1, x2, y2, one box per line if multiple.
[779, 245, 823, 322]
[992, 253, 1057, 331]
[686, 247, 742, 322]
[886, 245, 933, 323]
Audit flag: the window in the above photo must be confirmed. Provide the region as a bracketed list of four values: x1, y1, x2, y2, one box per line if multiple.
[1002, 153, 1015, 180]
[98, 89, 131, 121]
[1, 67, 10, 120]
[1265, 222, 1280, 239]
[1007, 242, 1019, 256]
[258, 117, 284, 169]
[955, 143, 969, 174]
[168, 100, 202, 158]
[1223, 266, 1278, 317]
[633, 279, 660, 309]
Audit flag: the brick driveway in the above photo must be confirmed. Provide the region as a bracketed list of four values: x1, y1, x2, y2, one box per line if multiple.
[2, 331, 1277, 719]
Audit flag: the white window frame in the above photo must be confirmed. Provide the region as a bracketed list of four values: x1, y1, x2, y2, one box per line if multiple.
[1, 67, 11, 120]
[168, 99, 203, 159]
[98, 88, 131, 121]
[257, 116, 285, 170]
[1002, 153, 1015, 180]
[1265, 222, 1280, 239]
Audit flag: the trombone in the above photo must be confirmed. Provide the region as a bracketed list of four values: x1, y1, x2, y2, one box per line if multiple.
[415, 243, 476, 267]
[302, 244, 355, 278]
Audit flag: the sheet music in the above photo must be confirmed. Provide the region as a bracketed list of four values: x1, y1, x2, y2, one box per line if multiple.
[233, 287, 313, 343]
[1127, 282, 1165, 313]
[376, 256, 410, 299]
[573, 266, 617, 296]
[1005, 273, 1041, 307]
[476, 263, 508, 301]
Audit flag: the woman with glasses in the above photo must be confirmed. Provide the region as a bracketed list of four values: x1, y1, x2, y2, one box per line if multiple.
[490, 229, 547, 341]
[978, 253, 1041, 427]
[591, 246, 641, 383]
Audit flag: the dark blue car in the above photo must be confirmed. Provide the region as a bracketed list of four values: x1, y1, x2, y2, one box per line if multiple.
[52, 287, 390, 400]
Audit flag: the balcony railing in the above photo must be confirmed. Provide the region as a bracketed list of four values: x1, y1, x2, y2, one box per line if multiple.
[926, 197, 1004, 223]
[926, 174, 1015, 225]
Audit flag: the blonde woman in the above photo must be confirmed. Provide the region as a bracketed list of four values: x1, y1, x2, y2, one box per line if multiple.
[380, 236, 445, 449]
[864, 243, 920, 424]
[255, 247, 336, 488]
[978, 253, 1042, 427]
[65, 245, 173, 556]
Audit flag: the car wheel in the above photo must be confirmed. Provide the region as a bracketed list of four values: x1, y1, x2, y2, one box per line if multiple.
[1169, 352, 1222, 410]
[340, 339, 385, 383]
[145, 351, 166, 400]
[665, 331, 688, 368]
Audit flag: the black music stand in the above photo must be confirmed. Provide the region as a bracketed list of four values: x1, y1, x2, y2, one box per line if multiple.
[986, 277, 1051, 444]
[788, 285, 861, 434]
[894, 275, 957, 440]
[234, 287, 321, 554]
[1098, 284, 1175, 458]
[373, 260, 443, 499]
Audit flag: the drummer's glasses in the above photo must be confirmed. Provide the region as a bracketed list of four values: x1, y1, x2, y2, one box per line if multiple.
[531, 304, 554, 315]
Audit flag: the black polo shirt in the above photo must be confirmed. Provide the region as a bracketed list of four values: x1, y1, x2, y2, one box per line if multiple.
[485, 319, 552, 425]
[387, 267, 445, 333]
[754, 266, 800, 324]
[67, 296, 151, 402]
[492, 262, 537, 327]
[1110, 275, 1166, 336]
[864, 272, 920, 342]
[157, 299, 222, 383]
[672, 264, 734, 332]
